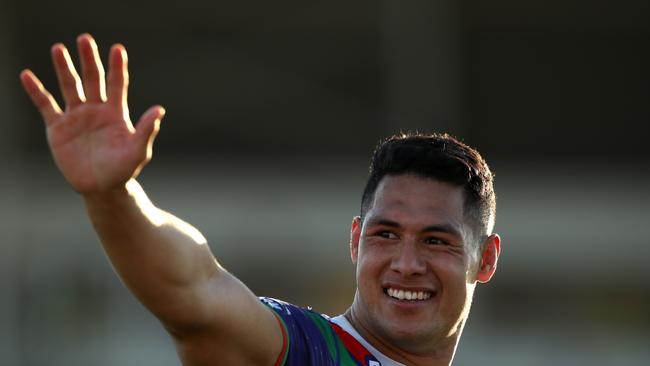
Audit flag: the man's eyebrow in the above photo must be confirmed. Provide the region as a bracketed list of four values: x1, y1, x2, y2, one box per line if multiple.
[422, 224, 462, 238]
[365, 217, 401, 228]
[366, 218, 463, 238]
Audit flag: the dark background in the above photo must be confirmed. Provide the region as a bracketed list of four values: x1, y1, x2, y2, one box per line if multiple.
[1, 0, 649, 365]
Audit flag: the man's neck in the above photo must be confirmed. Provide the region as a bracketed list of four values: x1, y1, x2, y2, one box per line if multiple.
[343, 307, 459, 366]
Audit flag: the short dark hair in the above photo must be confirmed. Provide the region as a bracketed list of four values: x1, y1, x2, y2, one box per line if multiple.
[360, 132, 496, 237]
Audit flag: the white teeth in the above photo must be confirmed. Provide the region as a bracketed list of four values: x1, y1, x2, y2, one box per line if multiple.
[386, 288, 432, 301]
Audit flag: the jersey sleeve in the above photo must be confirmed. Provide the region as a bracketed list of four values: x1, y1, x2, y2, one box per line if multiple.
[260, 297, 342, 366]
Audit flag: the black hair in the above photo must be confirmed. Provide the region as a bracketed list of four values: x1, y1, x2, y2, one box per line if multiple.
[360, 132, 496, 236]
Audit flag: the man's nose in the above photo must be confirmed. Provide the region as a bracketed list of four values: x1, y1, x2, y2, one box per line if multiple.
[390, 239, 426, 276]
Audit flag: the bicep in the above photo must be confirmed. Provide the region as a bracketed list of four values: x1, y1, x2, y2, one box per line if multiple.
[165, 270, 284, 366]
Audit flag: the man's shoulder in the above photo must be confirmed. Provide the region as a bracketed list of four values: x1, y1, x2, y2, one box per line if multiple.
[261, 296, 326, 313]
[259, 297, 388, 366]
[260, 297, 316, 315]
[259, 296, 332, 332]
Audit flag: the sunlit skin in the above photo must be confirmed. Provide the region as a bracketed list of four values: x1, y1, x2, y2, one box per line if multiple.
[20, 34, 283, 366]
[346, 174, 500, 366]
[19, 34, 165, 194]
[21, 33, 499, 366]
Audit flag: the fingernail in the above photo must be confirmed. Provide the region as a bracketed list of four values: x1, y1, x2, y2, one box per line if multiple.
[51, 43, 63, 53]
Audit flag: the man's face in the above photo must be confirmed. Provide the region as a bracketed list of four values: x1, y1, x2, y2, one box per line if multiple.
[350, 174, 490, 353]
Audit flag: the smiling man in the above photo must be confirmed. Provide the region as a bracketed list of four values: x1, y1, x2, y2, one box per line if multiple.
[21, 34, 500, 366]
[343, 137, 500, 365]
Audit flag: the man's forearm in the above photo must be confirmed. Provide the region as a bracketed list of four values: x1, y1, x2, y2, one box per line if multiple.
[83, 179, 221, 322]
[23, 34, 286, 364]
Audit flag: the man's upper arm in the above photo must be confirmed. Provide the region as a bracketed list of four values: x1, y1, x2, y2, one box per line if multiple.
[166, 270, 284, 366]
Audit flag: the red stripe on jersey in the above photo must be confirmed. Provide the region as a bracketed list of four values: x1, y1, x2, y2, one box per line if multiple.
[330, 322, 374, 364]
[272, 311, 288, 366]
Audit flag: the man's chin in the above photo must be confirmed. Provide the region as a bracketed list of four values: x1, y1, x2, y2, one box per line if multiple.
[378, 315, 440, 342]
[377, 322, 445, 354]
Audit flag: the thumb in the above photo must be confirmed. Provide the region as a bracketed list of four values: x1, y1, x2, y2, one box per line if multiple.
[135, 105, 165, 160]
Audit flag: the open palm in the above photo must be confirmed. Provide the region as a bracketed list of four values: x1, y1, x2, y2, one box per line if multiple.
[20, 34, 165, 193]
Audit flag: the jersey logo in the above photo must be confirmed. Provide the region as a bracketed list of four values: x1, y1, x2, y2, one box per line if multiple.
[368, 360, 381, 366]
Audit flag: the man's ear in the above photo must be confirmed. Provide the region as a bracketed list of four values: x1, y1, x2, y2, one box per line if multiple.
[476, 233, 501, 283]
[350, 216, 362, 264]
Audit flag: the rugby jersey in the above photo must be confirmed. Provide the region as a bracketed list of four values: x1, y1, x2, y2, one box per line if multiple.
[260, 297, 404, 366]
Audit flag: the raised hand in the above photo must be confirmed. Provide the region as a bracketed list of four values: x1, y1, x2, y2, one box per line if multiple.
[20, 34, 165, 194]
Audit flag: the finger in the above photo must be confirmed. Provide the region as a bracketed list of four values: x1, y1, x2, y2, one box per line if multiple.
[135, 106, 165, 161]
[107, 44, 128, 107]
[77, 33, 106, 102]
[20, 69, 63, 125]
[51, 43, 86, 108]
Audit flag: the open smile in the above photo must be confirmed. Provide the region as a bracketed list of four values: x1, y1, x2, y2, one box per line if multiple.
[384, 287, 434, 301]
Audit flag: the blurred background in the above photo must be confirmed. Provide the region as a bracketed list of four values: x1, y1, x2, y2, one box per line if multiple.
[1, 0, 649, 365]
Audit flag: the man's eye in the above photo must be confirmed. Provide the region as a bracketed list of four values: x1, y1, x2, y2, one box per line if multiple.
[424, 237, 446, 245]
[378, 231, 397, 239]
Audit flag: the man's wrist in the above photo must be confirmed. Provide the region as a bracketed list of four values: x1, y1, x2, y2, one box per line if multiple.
[82, 179, 137, 208]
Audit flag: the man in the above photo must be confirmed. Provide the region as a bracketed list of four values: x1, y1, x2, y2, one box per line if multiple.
[20, 34, 500, 366]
